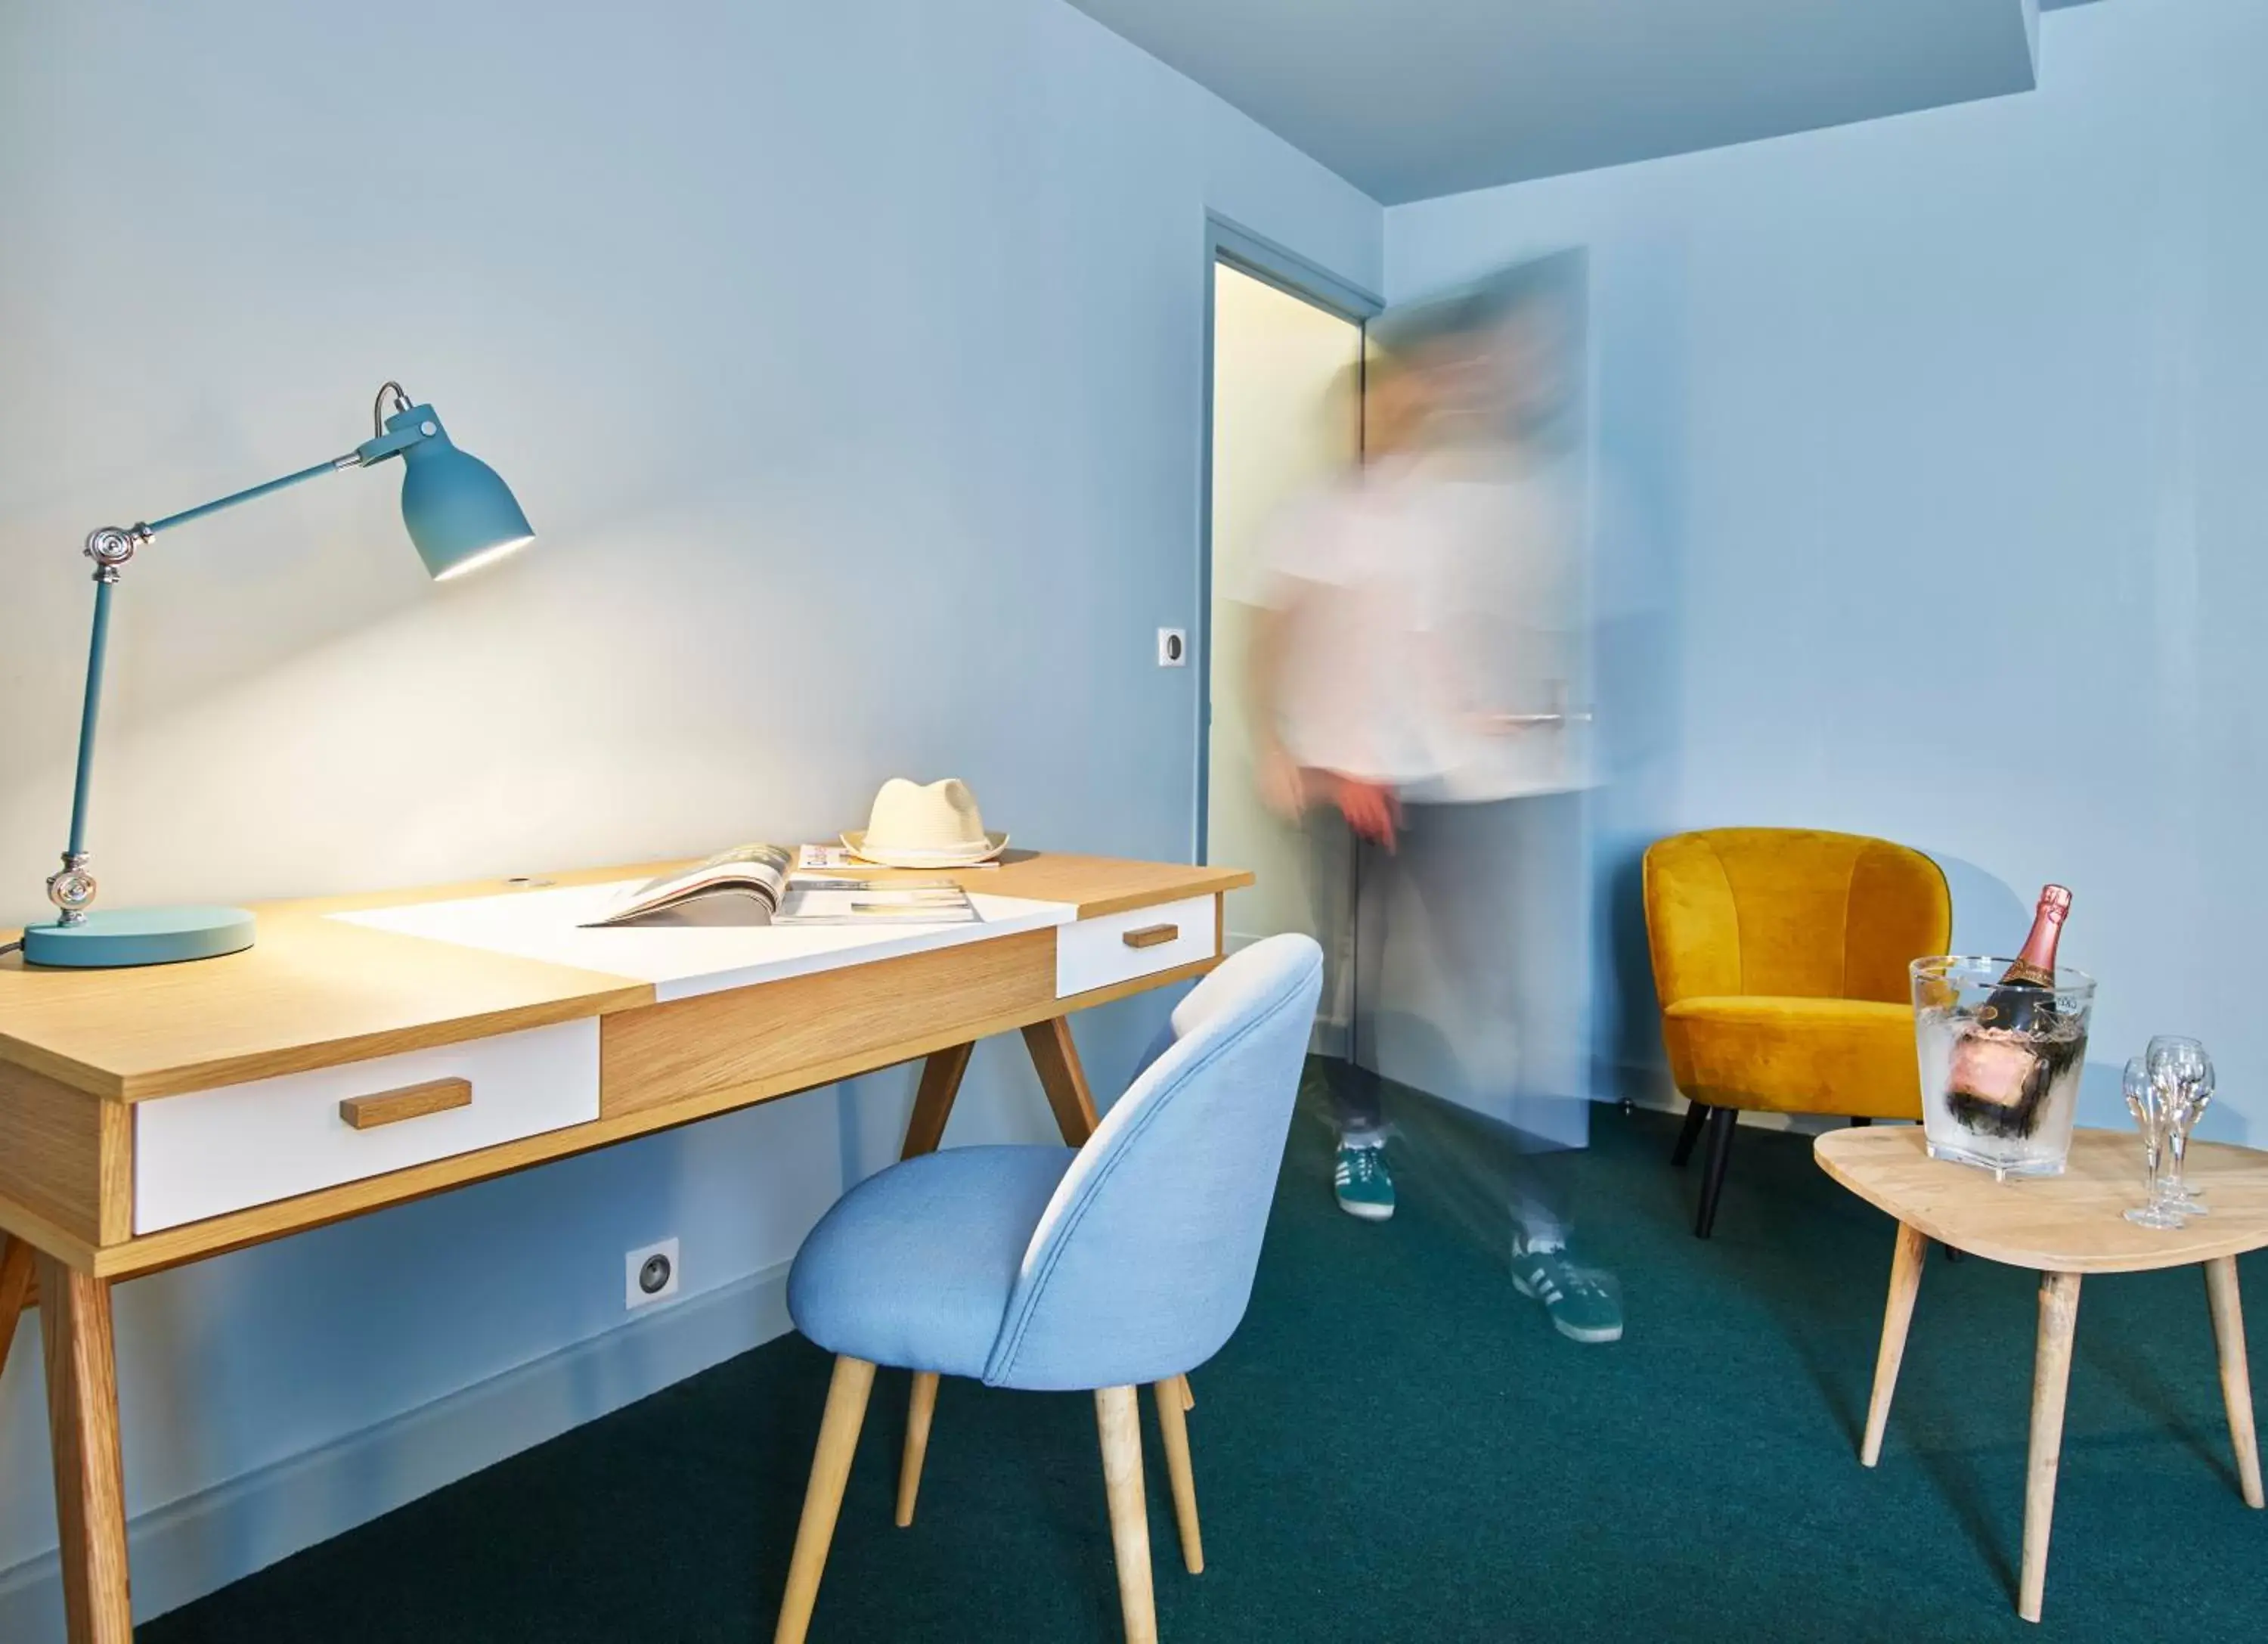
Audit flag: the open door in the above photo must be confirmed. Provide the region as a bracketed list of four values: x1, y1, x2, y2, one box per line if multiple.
[1202, 256, 1365, 1051]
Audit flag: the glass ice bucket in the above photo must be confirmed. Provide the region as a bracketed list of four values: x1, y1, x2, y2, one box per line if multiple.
[1910, 956, 2096, 1180]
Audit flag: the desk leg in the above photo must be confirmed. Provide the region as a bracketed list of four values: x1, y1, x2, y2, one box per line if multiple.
[0, 1236, 36, 1388]
[2204, 1256, 2264, 1509]
[1022, 1017, 1100, 1145]
[2019, 1270, 2081, 1624]
[1861, 1221, 1928, 1467]
[900, 1042, 975, 1160]
[38, 1258, 132, 1644]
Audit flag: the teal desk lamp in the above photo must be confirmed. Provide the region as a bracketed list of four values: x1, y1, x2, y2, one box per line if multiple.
[20, 382, 534, 969]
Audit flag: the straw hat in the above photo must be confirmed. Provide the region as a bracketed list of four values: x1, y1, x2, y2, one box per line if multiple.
[844, 777, 1009, 867]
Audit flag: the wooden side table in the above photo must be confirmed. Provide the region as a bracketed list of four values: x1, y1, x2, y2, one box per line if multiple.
[1817, 1127, 2268, 1624]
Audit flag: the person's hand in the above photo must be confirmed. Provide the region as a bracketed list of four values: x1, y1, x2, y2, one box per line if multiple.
[1331, 776, 1400, 851]
[1256, 745, 1306, 819]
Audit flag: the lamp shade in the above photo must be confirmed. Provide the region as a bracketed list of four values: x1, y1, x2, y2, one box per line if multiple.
[390, 404, 535, 580]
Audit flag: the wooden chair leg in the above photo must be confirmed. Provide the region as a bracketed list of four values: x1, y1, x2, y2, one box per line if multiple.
[1152, 1380, 1204, 1574]
[1861, 1221, 1928, 1466]
[1178, 1373, 1194, 1413]
[2204, 1256, 2265, 1509]
[1024, 1017, 1101, 1144]
[897, 1372, 940, 1527]
[2019, 1272, 2081, 1624]
[39, 1257, 132, 1644]
[1671, 1101, 1710, 1167]
[775, 1356, 877, 1644]
[1095, 1386, 1159, 1644]
[1693, 1105, 1737, 1239]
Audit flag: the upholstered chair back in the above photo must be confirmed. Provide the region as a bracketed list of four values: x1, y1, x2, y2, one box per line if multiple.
[981, 933, 1323, 1391]
[1644, 828, 1950, 1007]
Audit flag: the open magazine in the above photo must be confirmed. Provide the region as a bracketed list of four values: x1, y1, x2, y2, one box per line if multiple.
[581, 843, 977, 928]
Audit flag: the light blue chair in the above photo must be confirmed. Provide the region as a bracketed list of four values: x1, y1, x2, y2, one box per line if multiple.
[771, 933, 1325, 1644]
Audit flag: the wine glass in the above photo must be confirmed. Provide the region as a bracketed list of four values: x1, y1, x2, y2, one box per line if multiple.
[2149, 1035, 2214, 1214]
[2123, 1054, 2185, 1228]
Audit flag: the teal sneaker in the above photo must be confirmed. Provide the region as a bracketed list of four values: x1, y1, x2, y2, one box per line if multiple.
[1509, 1239, 1623, 1343]
[1333, 1143, 1396, 1221]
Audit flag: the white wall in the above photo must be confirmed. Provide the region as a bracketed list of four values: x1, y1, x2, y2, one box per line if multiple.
[1385, 0, 2268, 1136]
[0, 0, 1380, 1624]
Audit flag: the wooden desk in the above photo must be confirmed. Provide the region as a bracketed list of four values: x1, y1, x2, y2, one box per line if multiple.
[1817, 1126, 2268, 1624]
[0, 851, 1246, 1642]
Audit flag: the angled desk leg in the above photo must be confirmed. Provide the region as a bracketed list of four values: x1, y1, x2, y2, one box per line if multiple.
[900, 1042, 975, 1161]
[39, 1255, 133, 1644]
[895, 1042, 977, 1528]
[0, 1236, 36, 1388]
[1021, 1017, 1100, 1144]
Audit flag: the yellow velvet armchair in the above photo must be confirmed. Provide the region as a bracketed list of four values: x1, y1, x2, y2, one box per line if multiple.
[1642, 828, 1950, 1237]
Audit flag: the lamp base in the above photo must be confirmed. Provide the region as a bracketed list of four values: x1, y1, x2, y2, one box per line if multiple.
[21, 906, 256, 969]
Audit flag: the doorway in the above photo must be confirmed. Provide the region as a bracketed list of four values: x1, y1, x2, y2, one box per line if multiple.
[1199, 228, 1377, 1056]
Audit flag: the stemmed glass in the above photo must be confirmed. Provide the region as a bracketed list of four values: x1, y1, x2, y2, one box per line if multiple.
[2123, 1055, 2186, 1228]
[2148, 1035, 2214, 1215]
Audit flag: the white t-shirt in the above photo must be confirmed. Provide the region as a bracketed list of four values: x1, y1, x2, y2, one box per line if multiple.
[1245, 449, 1591, 802]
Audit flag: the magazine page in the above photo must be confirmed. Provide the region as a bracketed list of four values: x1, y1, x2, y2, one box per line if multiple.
[775, 879, 978, 926]
[581, 843, 794, 928]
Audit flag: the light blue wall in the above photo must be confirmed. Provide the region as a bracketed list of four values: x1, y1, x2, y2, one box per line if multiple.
[1386, 0, 2268, 1140]
[0, 0, 1379, 1623]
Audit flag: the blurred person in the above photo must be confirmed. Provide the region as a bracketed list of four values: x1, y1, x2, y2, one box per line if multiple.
[1242, 258, 1619, 1344]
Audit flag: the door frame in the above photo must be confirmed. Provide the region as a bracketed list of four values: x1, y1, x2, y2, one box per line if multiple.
[1194, 214, 1381, 866]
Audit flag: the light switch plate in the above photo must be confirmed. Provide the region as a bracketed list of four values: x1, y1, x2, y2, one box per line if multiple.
[1157, 628, 1187, 667]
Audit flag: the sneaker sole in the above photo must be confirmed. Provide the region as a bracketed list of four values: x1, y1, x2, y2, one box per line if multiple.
[1335, 1197, 1395, 1222]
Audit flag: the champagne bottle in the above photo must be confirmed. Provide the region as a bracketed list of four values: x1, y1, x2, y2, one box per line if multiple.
[1945, 885, 2077, 1139]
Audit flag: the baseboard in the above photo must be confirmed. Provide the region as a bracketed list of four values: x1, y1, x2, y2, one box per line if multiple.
[0, 1258, 795, 1634]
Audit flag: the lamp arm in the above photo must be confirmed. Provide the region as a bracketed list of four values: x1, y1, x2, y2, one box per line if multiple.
[45, 445, 389, 928]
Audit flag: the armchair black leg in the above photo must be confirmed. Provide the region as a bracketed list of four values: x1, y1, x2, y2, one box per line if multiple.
[1850, 1115, 1873, 1128]
[1693, 1106, 1738, 1239]
[1672, 1100, 1711, 1168]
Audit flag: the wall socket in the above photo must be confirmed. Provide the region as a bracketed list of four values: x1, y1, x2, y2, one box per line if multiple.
[624, 1236, 680, 1310]
[1157, 627, 1187, 666]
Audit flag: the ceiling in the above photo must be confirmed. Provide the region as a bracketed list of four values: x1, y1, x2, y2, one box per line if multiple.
[1064, 0, 2062, 205]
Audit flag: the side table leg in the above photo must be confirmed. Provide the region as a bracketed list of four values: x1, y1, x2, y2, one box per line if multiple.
[2019, 1270, 2081, 1625]
[1861, 1221, 1929, 1466]
[2204, 1255, 2264, 1509]
[1022, 1017, 1100, 1145]
[39, 1257, 133, 1644]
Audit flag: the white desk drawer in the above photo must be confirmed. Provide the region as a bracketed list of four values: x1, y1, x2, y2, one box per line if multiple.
[1055, 895, 1218, 998]
[134, 1020, 600, 1234]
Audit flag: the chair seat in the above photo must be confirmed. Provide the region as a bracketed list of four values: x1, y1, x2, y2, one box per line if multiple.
[787, 1145, 1076, 1379]
[1662, 996, 1920, 1119]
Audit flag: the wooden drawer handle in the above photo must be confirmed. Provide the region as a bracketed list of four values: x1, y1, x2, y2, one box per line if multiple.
[1122, 923, 1179, 950]
[339, 1078, 472, 1131]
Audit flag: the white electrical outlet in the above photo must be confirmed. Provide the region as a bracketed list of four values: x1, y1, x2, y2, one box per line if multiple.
[624, 1236, 680, 1309]
[1157, 627, 1188, 666]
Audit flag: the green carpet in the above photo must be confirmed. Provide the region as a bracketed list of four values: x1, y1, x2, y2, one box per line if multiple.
[145, 1089, 2266, 1642]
